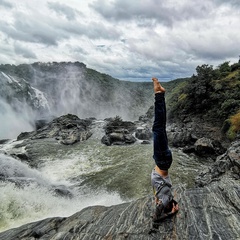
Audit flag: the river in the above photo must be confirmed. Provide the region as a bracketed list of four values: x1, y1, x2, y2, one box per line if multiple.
[0, 132, 213, 233]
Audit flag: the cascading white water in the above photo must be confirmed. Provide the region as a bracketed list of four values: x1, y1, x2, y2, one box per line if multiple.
[0, 151, 124, 233]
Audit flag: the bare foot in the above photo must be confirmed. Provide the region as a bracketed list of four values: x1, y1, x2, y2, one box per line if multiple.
[152, 77, 165, 93]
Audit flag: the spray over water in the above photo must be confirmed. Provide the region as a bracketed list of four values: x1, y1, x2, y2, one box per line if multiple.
[0, 98, 34, 139]
[0, 153, 124, 232]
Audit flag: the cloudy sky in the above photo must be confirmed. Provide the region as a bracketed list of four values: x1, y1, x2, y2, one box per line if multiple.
[0, 0, 240, 81]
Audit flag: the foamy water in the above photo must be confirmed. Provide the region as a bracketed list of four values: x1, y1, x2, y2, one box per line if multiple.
[0, 150, 124, 232]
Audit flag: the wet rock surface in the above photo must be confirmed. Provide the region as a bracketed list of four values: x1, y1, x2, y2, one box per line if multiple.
[183, 137, 226, 157]
[0, 184, 239, 240]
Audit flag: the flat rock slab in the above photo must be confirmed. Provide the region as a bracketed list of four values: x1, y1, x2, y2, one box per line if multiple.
[1, 183, 239, 240]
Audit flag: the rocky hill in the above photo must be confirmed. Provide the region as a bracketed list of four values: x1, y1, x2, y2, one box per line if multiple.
[0, 62, 155, 122]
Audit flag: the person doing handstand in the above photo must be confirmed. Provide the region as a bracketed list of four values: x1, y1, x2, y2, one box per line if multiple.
[151, 77, 179, 223]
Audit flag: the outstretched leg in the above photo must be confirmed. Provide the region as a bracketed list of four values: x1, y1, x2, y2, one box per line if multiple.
[151, 78, 178, 226]
[152, 77, 172, 172]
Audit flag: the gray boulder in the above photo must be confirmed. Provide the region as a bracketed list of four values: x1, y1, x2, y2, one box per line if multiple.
[135, 127, 152, 141]
[101, 117, 136, 146]
[17, 114, 93, 145]
[194, 137, 215, 156]
[195, 139, 240, 187]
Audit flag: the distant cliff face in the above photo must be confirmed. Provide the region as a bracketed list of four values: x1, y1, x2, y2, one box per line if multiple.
[0, 71, 50, 114]
[0, 62, 155, 138]
[0, 71, 51, 138]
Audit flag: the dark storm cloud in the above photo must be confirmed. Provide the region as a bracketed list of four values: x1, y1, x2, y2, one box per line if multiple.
[14, 42, 37, 59]
[190, 44, 240, 61]
[0, 14, 68, 46]
[47, 2, 83, 21]
[58, 21, 121, 40]
[0, 8, 121, 48]
[90, 0, 213, 27]
[0, 0, 13, 9]
[214, 0, 240, 7]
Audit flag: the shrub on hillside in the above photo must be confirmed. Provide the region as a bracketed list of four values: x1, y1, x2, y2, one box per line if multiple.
[225, 111, 240, 140]
[231, 62, 240, 72]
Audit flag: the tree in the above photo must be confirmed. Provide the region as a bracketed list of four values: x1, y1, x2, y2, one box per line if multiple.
[184, 64, 215, 112]
[217, 61, 231, 77]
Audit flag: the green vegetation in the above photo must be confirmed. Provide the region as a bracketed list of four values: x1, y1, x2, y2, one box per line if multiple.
[167, 61, 240, 140]
[222, 111, 240, 140]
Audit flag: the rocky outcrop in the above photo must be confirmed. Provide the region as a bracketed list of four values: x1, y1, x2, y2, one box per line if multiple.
[17, 114, 93, 145]
[139, 105, 228, 156]
[167, 117, 226, 147]
[183, 137, 226, 157]
[195, 139, 240, 187]
[0, 184, 239, 240]
[101, 117, 137, 146]
[0, 140, 239, 240]
[0, 71, 50, 115]
[135, 127, 152, 141]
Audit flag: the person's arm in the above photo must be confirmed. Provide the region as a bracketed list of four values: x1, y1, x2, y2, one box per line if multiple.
[155, 200, 179, 222]
[166, 200, 179, 217]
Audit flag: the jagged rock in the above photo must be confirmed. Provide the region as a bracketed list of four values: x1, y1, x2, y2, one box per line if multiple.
[182, 145, 195, 154]
[52, 185, 74, 198]
[167, 116, 228, 149]
[11, 152, 29, 161]
[182, 138, 226, 157]
[0, 139, 10, 144]
[101, 131, 136, 146]
[195, 139, 240, 187]
[101, 117, 136, 146]
[194, 137, 215, 156]
[35, 119, 51, 130]
[167, 124, 197, 147]
[104, 117, 136, 134]
[17, 114, 93, 145]
[0, 183, 239, 240]
[135, 127, 152, 140]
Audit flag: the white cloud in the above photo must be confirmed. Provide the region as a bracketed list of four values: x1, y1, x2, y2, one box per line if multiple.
[47, 1, 83, 21]
[0, 0, 239, 81]
[14, 42, 37, 59]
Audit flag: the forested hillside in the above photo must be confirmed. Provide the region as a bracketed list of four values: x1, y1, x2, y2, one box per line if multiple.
[167, 61, 240, 140]
[0, 62, 154, 121]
